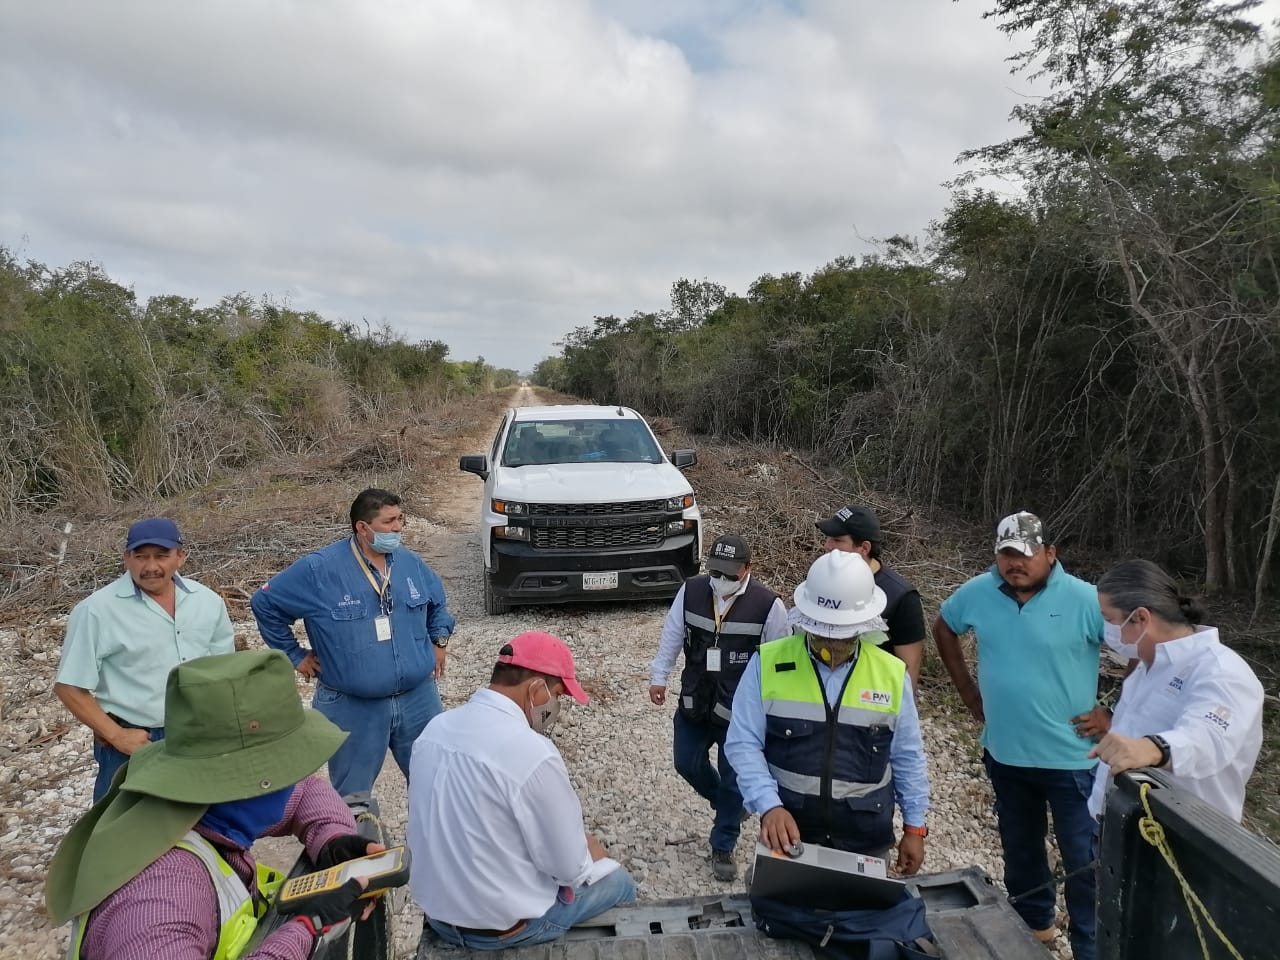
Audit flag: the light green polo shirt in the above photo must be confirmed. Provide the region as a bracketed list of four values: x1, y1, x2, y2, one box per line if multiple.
[56, 573, 235, 728]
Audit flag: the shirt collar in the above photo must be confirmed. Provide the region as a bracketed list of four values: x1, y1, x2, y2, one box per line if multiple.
[1153, 625, 1219, 668]
[472, 686, 529, 721]
[115, 572, 192, 598]
[991, 559, 1062, 600]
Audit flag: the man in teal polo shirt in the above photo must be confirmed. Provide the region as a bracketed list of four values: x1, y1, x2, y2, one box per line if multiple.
[933, 511, 1102, 960]
[54, 518, 235, 802]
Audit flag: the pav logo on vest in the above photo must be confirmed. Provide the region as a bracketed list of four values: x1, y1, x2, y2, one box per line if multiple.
[816, 595, 842, 610]
[859, 689, 892, 706]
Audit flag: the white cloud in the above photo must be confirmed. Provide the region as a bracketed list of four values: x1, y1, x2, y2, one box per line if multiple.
[0, 0, 1067, 368]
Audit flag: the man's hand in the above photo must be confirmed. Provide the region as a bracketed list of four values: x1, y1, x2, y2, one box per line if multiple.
[760, 806, 801, 854]
[648, 685, 666, 706]
[432, 644, 447, 679]
[110, 727, 152, 755]
[290, 876, 372, 942]
[586, 832, 608, 861]
[959, 683, 985, 724]
[894, 834, 925, 876]
[1071, 704, 1112, 739]
[316, 834, 387, 870]
[1089, 732, 1163, 776]
[296, 652, 321, 679]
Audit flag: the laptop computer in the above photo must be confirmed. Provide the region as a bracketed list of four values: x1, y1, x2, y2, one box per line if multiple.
[749, 841, 907, 910]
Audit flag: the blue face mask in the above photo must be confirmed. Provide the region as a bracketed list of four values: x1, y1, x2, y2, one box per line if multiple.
[370, 531, 401, 554]
[198, 784, 294, 848]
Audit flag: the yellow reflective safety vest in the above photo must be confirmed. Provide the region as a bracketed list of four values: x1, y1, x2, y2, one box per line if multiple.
[759, 633, 905, 852]
[67, 830, 285, 960]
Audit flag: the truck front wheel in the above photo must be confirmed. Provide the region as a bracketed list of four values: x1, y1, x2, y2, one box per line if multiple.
[484, 575, 509, 616]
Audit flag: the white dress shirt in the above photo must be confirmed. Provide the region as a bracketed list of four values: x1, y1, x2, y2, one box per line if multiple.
[407, 688, 619, 929]
[1089, 626, 1264, 821]
[648, 576, 791, 686]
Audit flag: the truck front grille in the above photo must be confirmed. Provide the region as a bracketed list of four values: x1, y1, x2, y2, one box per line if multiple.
[527, 499, 668, 517]
[530, 524, 665, 550]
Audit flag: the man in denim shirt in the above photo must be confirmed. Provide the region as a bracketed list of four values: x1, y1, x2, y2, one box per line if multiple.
[251, 488, 456, 796]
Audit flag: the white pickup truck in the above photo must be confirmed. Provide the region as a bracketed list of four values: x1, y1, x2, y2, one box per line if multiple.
[458, 404, 702, 614]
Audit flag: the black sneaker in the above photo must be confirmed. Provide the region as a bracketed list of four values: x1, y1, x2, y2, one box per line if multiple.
[711, 848, 737, 882]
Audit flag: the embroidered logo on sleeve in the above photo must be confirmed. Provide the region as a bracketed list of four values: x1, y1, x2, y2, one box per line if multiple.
[1204, 705, 1232, 730]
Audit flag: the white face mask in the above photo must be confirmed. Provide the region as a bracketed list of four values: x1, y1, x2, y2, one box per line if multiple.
[710, 574, 740, 598]
[1102, 610, 1144, 660]
[526, 680, 560, 736]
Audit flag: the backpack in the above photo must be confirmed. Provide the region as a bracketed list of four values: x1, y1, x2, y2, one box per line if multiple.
[750, 890, 942, 960]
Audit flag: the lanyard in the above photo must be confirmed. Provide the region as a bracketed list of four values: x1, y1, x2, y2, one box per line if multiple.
[349, 538, 393, 616]
[711, 592, 739, 643]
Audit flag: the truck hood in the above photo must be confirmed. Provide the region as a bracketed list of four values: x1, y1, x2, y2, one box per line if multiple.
[494, 462, 692, 504]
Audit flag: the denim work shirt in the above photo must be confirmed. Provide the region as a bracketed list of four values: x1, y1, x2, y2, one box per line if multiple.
[250, 538, 455, 699]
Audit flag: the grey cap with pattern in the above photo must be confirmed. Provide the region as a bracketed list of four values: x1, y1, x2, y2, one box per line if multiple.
[994, 511, 1046, 557]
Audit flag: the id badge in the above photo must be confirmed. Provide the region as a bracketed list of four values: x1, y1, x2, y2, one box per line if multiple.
[374, 616, 392, 642]
[706, 648, 722, 672]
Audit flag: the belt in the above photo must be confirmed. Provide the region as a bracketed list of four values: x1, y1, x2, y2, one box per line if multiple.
[106, 713, 161, 734]
[454, 920, 528, 939]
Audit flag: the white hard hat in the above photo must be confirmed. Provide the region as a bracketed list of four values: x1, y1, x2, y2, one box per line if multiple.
[792, 551, 887, 627]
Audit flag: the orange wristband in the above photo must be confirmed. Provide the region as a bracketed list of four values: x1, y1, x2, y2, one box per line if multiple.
[902, 824, 928, 837]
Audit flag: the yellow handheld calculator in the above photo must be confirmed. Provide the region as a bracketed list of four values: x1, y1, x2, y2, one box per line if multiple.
[276, 846, 411, 914]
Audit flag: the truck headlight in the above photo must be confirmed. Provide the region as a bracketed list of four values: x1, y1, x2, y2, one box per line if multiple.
[495, 526, 530, 541]
[492, 499, 528, 515]
[665, 494, 695, 511]
[666, 519, 694, 535]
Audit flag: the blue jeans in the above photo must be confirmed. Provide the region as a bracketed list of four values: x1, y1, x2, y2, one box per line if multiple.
[428, 868, 637, 950]
[983, 751, 1097, 960]
[93, 726, 164, 803]
[313, 677, 442, 797]
[673, 711, 743, 853]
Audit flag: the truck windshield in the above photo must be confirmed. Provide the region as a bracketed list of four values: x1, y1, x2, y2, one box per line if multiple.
[501, 418, 663, 466]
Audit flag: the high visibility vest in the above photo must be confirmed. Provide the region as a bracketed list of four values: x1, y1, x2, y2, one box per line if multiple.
[679, 575, 779, 725]
[68, 831, 285, 960]
[759, 634, 905, 853]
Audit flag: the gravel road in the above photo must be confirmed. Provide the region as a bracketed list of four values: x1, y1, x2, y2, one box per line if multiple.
[0, 387, 1073, 959]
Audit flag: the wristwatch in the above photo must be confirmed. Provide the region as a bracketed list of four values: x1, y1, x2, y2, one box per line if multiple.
[1145, 734, 1172, 768]
[902, 824, 928, 838]
[431, 635, 450, 649]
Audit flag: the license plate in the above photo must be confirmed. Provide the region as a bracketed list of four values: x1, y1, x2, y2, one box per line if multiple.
[583, 572, 618, 591]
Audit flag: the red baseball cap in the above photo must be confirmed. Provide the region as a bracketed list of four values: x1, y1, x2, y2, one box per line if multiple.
[497, 632, 589, 704]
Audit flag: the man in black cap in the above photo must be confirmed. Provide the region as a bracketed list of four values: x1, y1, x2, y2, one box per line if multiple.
[648, 534, 789, 881]
[817, 505, 925, 686]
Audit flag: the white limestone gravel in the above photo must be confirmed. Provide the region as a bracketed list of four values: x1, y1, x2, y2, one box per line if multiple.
[0, 398, 1074, 959]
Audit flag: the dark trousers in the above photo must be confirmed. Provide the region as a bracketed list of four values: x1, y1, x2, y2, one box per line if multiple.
[983, 751, 1097, 960]
[93, 721, 164, 802]
[673, 711, 743, 853]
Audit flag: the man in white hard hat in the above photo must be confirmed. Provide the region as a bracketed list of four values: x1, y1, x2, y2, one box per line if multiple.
[724, 551, 930, 874]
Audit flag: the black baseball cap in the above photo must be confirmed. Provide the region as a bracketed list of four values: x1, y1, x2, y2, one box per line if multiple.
[706, 534, 751, 574]
[815, 505, 881, 543]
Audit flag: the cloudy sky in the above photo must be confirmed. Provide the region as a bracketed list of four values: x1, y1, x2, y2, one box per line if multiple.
[1, 1, 1275, 370]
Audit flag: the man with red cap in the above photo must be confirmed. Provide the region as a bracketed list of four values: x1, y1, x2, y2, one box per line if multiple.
[408, 632, 635, 950]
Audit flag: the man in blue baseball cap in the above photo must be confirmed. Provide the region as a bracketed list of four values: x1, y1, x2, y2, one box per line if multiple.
[55, 517, 235, 802]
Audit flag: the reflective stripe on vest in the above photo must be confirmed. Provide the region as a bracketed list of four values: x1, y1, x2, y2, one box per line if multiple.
[67, 831, 284, 960]
[680, 576, 778, 724]
[759, 633, 904, 801]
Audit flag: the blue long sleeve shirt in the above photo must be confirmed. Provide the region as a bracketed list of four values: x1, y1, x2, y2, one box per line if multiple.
[724, 644, 930, 828]
[250, 538, 455, 699]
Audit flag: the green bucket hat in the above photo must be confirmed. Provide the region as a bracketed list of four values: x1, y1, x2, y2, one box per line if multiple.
[45, 650, 347, 922]
[121, 649, 348, 803]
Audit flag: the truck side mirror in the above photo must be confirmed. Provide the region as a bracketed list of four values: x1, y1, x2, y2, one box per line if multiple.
[671, 449, 697, 469]
[458, 455, 489, 479]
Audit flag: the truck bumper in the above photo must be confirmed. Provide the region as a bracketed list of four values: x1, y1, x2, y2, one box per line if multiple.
[489, 532, 699, 606]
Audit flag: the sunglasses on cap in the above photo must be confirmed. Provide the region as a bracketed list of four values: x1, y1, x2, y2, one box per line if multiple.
[709, 569, 743, 582]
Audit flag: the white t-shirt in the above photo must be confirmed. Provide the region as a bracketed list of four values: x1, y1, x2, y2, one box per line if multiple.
[407, 688, 618, 929]
[1089, 626, 1264, 821]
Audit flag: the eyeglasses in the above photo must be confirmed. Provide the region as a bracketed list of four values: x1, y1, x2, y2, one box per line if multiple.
[708, 570, 743, 582]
